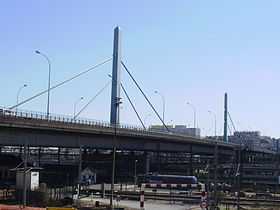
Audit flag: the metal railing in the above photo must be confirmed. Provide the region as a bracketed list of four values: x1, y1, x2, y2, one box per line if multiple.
[0, 106, 233, 145]
[0, 106, 181, 136]
[0, 106, 146, 130]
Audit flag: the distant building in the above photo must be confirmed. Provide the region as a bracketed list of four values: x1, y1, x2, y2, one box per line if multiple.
[228, 131, 276, 152]
[149, 125, 201, 137]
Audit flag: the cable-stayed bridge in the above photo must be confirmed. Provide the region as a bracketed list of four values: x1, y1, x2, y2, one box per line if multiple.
[0, 27, 278, 190]
[0, 107, 234, 155]
[1, 26, 236, 154]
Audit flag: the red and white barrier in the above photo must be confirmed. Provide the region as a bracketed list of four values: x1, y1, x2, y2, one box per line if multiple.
[200, 191, 208, 210]
[140, 183, 198, 189]
[140, 190, 144, 209]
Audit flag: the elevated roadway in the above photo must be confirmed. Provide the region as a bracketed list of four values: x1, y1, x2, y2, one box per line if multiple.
[0, 108, 236, 155]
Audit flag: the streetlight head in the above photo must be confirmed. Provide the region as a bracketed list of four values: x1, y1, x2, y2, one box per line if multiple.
[35, 50, 41, 54]
[135, 160, 138, 162]
[23, 84, 27, 87]
[80, 97, 84, 100]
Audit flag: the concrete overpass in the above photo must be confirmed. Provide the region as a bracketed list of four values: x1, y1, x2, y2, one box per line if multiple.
[0, 108, 235, 156]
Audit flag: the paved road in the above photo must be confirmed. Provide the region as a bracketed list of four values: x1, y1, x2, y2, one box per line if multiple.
[82, 197, 200, 210]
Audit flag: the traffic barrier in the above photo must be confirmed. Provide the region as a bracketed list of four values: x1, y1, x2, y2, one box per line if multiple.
[140, 183, 197, 189]
[200, 191, 208, 210]
[140, 190, 144, 209]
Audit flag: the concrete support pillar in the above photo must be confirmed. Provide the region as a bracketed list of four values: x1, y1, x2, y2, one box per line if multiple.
[101, 183, 105, 198]
[189, 145, 193, 176]
[145, 152, 150, 175]
[58, 147, 61, 164]
[38, 147, 41, 166]
[19, 146, 22, 157]
[156, 144, 161, 173]
[27, 146, 30, 159]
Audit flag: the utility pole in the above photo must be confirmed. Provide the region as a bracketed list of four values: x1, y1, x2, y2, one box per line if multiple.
[134, 159, 138, 187]
[213, 143, 218, 209]
[110, 26, 122, 209]
[237, 146, 241, 210]
[111, 143, 116, 208]
[77, 146, 82, 199]
[23, 141, 27, 207]
[206, 160, 210, 207]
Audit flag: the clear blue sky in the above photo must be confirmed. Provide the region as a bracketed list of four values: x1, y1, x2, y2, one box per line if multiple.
[1, 1, 280, 137]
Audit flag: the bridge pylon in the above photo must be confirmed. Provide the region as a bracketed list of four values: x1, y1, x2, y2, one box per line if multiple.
[110, 27, 122, 125]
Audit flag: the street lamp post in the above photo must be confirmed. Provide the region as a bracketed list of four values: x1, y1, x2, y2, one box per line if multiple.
[154, 91, 165, 125]
[35, 50, 51, 118]
[208, 110, 217, 138]
[187, 102, 196, 129]
[16, 84, 27, 111]
[143, 114, 151, 129]
[73, 97, 84, 119]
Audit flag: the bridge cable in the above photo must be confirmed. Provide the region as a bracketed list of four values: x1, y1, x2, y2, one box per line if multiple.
[121, 61, 170, 132]
[120, 83, 146, 130]
[9, 58, 112, 110]
[228, 111, 237, 133]
[228, 111, 247, 147]
[74, 81, 111, 119]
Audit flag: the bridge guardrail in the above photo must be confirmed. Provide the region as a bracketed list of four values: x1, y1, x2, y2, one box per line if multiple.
[0, 106, 148, 131]
[0, 106, 236, 147]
